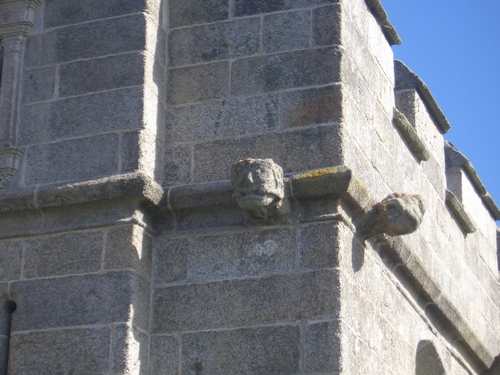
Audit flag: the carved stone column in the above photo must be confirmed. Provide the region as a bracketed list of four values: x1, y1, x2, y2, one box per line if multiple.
[0, 0, 41, 187]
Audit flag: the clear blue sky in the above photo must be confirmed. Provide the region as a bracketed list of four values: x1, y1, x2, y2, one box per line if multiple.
[381, 0, 500, 218]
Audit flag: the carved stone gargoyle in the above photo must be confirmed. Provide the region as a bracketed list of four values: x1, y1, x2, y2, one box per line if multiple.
[230, 158, 285, 221]
[359, 193, 425, 239]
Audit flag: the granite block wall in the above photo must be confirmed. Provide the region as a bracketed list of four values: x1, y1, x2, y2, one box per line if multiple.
[0, 0, 498, 374]
[18, 0, 166, 186]
[164, 0, 345, 187]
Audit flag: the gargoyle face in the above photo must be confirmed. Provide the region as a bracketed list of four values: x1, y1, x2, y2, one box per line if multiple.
[231, 158, 284, 219]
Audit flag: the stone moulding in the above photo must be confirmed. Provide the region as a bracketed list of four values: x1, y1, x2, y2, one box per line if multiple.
[0, 147, 23, 189]
[0, 166, 495, 368]
[373, 234, 495, 370]
[392, 108, 430, 162]
[445, 189, 477, 234]
[0, 172, 164, 214]
[0, 0, 42, 163]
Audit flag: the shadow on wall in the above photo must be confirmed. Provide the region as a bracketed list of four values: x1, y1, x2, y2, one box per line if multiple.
[0, 299, 16, 375]
[415, 340, 446, 375]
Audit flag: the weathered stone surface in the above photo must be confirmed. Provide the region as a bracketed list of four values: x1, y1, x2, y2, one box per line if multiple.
[263, 10, 311, 53]
[281, 84, 342, 128]
[231, 158, 285, 220]
[58, 53, 144, 97]
[153, 270, 340, 333]
[0, 240, 22, 281]
[231, 47, 342, 96]
[360, 193, 425, 238]
[41, 15, 147, 65]
[8, 328, 110, 375]
[22, 67, 55, 104]
[192, 125, 342, 182]
[0, 210, 43, 240]
[23, 35, 42, 69]
[168, 181, 234, 211]
[153, 237, 189, 284]
[174, 205, 247, 232]
[20, 87, 144, 145]
[44, 0, 158, 28]
[165, 95, 279, 143]
[305, 320, 341, 373]
[150, 335, 179, 375]
[120, 130, 142, 174]
[188, 228, 296, 280]
[105, 225, 152, 279]
[299, 222, 341, 269]
[24, 232, 103, 278]
[25, 133, 120, 185]
[112, 324, 149, 375]
[169, 0, 229, 28]
[313, 4, 341, 46]
[169, 18, 260, 66]
[163, 144, 192, 186]
[181, 326, 300, 374]
[168, 61, 229, 105]
[233, 0, 339, 16]
[10, 271, 147, 331]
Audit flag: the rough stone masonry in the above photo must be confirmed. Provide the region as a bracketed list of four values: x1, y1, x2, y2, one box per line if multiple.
[0, 0, 498, 374]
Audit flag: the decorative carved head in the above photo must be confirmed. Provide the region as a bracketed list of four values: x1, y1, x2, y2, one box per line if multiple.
[231, 158, 284, 220]
[360, 193, 425, 238]
[378, 193, 426, 236]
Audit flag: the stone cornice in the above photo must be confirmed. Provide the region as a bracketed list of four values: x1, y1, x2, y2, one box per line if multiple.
[0, 172, 164, 214]
[0, 167, 495, 368]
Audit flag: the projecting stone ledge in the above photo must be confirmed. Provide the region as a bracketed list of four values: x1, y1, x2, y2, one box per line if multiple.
[0, 172, 164, 214]
[392, 108, 430, 162]
[445, 190, 477, 234]
[289, 166, 372, 217]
